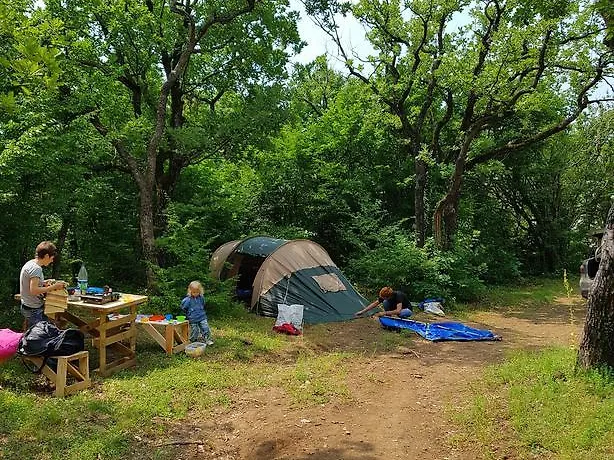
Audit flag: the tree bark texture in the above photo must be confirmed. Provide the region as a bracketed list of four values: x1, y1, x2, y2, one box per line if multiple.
[139, 184, 158, 293]
[433, 129, 475, 249]
[414, 158, 427, 248]
[577, 202, 614, 369]
[52, 216, 71, 280]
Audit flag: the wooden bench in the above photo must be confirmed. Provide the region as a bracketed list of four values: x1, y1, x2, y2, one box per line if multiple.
[23, 351, 91, 397]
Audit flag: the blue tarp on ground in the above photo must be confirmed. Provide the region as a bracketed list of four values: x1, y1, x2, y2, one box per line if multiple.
[379, 317, 501, 342]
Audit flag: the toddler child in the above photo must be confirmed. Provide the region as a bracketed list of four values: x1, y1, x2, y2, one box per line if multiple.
[181, 281, 213, 345]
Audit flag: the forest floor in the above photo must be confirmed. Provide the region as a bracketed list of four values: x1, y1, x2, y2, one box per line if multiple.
[164, 295, 586, 460]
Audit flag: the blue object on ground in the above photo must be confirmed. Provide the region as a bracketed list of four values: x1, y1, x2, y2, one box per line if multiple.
[379, 317, 501, 341]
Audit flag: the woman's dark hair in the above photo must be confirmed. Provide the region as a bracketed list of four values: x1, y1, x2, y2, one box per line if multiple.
[35, 241, 57, 259]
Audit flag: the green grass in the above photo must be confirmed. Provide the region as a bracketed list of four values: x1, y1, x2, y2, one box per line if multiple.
[0, 314, 355, 460]
[283, 352, 352, 405]
[450, 277, 613, 459]
[453, 348, 614, 460]
[452, 277, 573, 317]
[2, 277, 611, 460]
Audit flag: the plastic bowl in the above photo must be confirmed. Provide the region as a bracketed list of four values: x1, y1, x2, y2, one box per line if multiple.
[185, 342, 206, 358]
[176, 315, 186, 321]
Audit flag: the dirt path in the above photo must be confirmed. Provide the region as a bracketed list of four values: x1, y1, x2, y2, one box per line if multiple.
[178, 297, 586, 460]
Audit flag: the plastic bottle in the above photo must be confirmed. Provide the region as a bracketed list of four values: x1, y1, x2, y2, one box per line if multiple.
[77, 264, 88, 295]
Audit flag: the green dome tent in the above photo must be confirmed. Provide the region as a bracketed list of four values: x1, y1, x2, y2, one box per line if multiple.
[210, 236, 368, 324]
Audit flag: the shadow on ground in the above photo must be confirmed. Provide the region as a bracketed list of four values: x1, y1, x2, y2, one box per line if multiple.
[249, 439, 377, 460]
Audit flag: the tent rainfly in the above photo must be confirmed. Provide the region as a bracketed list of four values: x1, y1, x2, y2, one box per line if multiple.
[210, 236, 368, 324]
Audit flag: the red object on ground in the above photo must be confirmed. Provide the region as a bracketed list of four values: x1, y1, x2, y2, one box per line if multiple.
[272, 323, 302, 336]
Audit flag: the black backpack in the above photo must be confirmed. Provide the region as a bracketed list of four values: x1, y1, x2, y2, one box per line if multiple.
[18, 321, 85, 372]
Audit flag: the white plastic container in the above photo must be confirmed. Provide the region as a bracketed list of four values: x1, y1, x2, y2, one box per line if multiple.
[185, 342, 207, 358]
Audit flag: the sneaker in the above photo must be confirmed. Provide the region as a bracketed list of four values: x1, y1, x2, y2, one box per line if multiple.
[205, 339, 214, 346]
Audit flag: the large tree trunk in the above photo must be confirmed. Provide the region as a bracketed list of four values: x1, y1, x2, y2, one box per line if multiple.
[577, 202, 614, 369]
[414, 158, 427, 248]
[433, 193, 459, 250]
[139, 182, 158, 292]
[433, 131, 474, 249]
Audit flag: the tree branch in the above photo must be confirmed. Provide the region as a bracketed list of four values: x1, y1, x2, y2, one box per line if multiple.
[309, 5, 397, 112]
[89, 113, 144, 188]
[466, 67, 605, 169]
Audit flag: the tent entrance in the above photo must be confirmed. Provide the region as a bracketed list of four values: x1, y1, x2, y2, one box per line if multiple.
[234, 254, 265, 303]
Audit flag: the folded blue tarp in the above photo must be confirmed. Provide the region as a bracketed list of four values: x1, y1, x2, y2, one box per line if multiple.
[379, 317, 501, 342]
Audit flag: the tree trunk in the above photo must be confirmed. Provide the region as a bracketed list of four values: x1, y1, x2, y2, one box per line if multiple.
[577, 201, 614, 369]
[138, 182, 158, 292]
[414, 158, 427, 248]
[434, 132, 473, 249]
[433, 191, 460, 250]
[52, 216, 70, 279]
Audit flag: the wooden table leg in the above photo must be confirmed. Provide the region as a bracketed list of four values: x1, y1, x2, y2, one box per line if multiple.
[173, 322, 190, 354]
[129, 305, 137, 354]
[141, 323, 167, 351]
[137, 321, 190, 355]
[165, 324, 174, 355]
[98, 313, 108, 376]
[95, 316, 136, 377]
[55, 356, 68, 397]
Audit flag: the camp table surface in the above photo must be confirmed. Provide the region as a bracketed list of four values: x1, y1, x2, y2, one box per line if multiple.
[135, 317, 190, 355]
[49, 294, 148, 377]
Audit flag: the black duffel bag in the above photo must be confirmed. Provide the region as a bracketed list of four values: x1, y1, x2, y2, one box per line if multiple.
[18, 321, 85, 372]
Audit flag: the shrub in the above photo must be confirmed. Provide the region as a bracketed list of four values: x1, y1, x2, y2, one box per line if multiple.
[345, 231, 486, 303]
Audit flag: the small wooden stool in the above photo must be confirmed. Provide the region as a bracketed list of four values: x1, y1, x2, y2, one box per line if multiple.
[25, 351, 91, 397]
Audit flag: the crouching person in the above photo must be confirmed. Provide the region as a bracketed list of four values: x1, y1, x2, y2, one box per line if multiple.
[354, 286, 413, 319]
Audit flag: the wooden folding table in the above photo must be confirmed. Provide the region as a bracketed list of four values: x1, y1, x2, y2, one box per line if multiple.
[49, 294, 148, 377]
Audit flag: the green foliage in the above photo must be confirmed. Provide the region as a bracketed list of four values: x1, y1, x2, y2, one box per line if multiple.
[346, 230, 486, 302]
[562, 109, 614, 229]
[289, 56, 345, 122]
[0, 0, 63, 111]
[254, 80, 405, 264]
[454, 348, 614, 460]
[0, 0, 610, 326]
[597, 0, 614, 49]
[454, 277, 568, 316]
[0, 310, 357, 459]
[151, 158, 264, 313]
